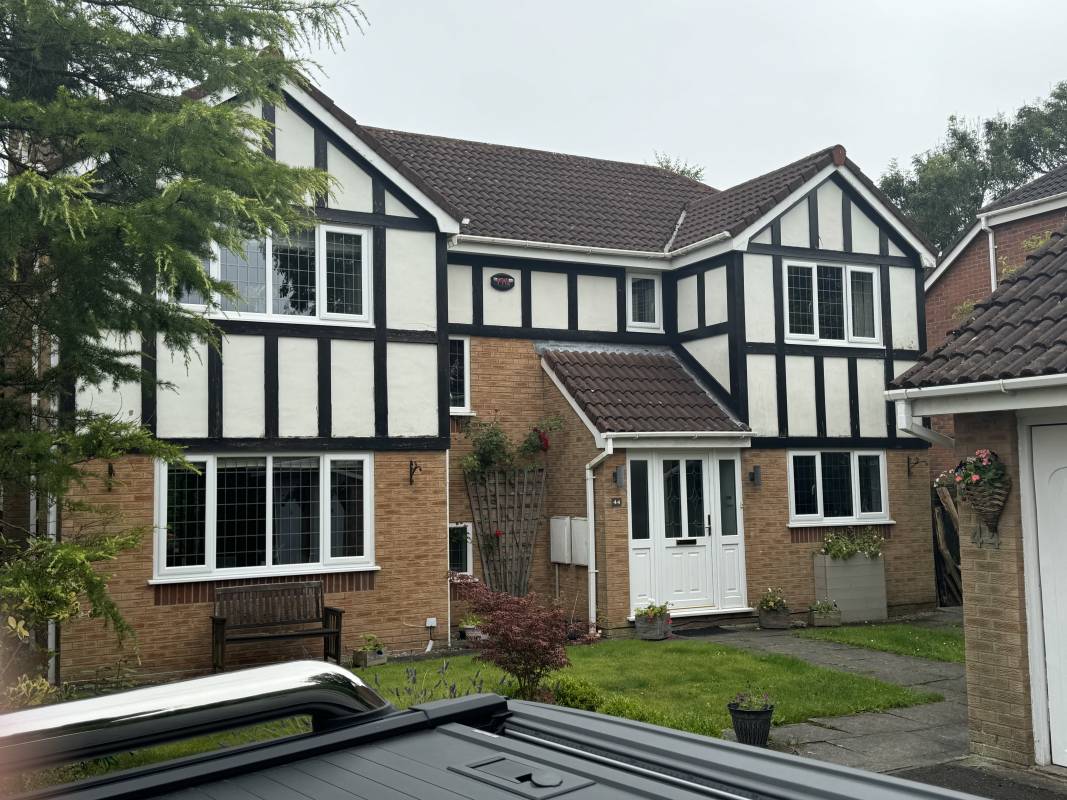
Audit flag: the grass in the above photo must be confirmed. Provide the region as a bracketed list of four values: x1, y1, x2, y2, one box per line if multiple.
[362, 639, 941, 738]
[795, 623, 965, 663]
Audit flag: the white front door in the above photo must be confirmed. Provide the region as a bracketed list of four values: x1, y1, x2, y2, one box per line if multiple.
[1032, 424, 1067, 766]
[627, 451, 747, 616]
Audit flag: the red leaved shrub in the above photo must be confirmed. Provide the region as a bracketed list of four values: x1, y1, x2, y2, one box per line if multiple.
[458, 581, 569, 700]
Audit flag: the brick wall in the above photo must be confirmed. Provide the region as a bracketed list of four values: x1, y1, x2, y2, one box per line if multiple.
[925, 209, 1067, 479]
[61, 451, 450, 683]
[741, 449, 936, 616]
[953, 411, 1035, 765]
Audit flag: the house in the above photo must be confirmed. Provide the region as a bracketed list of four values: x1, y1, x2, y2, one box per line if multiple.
[890, 227, 1067, 768]
[922, 164, 1067, 477]
[64, 80, 939, 681]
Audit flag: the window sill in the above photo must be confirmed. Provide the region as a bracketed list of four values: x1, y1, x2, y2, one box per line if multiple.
[788, 519, 895, 529]
[450, 409, 477, 417]
[148, 563, 381, 585]
[783, 337, 884, 349]
[626, 324, 664, 334]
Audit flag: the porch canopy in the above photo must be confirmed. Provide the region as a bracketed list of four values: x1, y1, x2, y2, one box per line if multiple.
[540, 346, 750, 449]
[888, 225, 1067, 424]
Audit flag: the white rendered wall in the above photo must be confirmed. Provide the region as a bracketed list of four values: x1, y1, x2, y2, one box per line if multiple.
[156, 336, 209, 438]
[743, 254, 775, 343]
[705, 268, 728, 325]
[677, 274, 698, 332]
[576, 275, 616, 331]
[448, 264, 473, 324]
[387, 342, 438, 436]
[327, 143, 373, 212]
[857, 358, 887, 437]
[851, 202, 881, 254]
[746, 354, 778, 436]
[892, 359, 917, 437]
[386, 229, 437, 331]
[331, 340, 375, 436]
[482, 268, 522, 327]
[222, 335, 265, 437]
[823, 357, 851, 437]
[779, 197, 810, 248]
[385, 190, 416, 218]
[816, 180, 844, 251]
[278, 338, 318, 437]
[889, 266, 919, 349]
[530, 271, 568, 329]
[273, 102, 315, 170]
[683, 336, 730, 393]
[785, 356, 817, 436]
[76, 331, 141, 423]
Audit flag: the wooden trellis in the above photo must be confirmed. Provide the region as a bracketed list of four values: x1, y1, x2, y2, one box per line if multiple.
[465, 467, 547, 596]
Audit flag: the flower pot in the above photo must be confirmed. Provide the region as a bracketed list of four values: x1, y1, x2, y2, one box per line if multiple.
[808, 610, 842, 628]
[728, 704, 774, 747]
[634, 614, 669, 640]
[758, 608, 791, 629]
[352, 648, 387, 668]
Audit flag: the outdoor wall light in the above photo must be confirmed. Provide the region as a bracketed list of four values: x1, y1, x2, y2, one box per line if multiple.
[748, 465, 761, 486]
[613, 465, 626, 488]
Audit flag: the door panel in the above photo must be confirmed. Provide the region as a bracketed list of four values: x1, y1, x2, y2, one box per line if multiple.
[1033, 424, 1067, 766]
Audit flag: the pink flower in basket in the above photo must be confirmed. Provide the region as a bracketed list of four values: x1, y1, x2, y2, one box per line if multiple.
[971, 474, 980, 483]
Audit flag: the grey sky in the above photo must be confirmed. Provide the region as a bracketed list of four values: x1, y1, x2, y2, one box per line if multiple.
[309, 0, 1067, 190]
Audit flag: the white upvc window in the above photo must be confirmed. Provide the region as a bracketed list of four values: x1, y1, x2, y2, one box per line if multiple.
[187, 224, 373, 326]
[626, 272, 662, 331]
[448, 522, 474, 575]
[448, 336, 471, 414]
[153, 452, 375, 582]
[784, 261, 880, 345]
[787, 449, 889, 525]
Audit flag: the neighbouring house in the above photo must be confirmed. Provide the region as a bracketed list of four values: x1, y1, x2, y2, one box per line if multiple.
[65, 79, 939, 682]
[923, 164, 1067, 477]
[890, 226, 1067, 767]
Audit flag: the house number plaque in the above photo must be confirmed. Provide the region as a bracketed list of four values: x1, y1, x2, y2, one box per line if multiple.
[489, 272, 515, 291]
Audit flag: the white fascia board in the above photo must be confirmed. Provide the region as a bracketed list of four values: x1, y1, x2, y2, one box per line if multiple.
[984, 191, 1067, 226]
[925, 222, 982, 291]
[887, 373, 1067, 416]
[834, 168, 937, 268]
[451, 236, 673, 270]
[609, 434, 751, 450]
[540, 359, 606, 448]
[283, 83, 461, 235]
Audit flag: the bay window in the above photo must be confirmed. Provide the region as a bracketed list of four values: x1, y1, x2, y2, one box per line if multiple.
[785, 261, 880, 344]
[155, 453, 374, 580]
[788, 450, 888, 524]
[192, 224, 371, 324]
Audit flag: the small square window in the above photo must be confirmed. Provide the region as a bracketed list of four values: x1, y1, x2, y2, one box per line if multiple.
[627, 274, 660, 329]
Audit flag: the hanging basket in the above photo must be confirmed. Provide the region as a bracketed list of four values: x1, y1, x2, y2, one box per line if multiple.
[958, 474, 1011, 532]
[465, 467, 547, 596]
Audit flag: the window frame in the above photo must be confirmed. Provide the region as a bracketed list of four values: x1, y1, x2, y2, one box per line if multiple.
[786, 449, 889, 526]
[152, 452, 375, 582]
[783, 260, 881, 346]
[448, 521, 474, 575]
[189, 224, 374, 327]
[448, 336, 472, 414]
[626, 272, 662, 332]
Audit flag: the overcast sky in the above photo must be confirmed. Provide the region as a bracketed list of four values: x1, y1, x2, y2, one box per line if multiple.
[307, 1, 1067, 189]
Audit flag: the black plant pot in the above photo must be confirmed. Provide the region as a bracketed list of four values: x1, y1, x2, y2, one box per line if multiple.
[728, 704, 774, 747]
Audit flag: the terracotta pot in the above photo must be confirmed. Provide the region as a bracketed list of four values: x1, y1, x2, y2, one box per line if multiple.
[728, 704, 774, 747]
[634, 614, 670, 640]
[758, 608, 791, 629]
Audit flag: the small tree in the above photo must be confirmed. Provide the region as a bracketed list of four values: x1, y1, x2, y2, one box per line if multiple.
[652, 150, 705, 182]
[460, 581, 569, 701]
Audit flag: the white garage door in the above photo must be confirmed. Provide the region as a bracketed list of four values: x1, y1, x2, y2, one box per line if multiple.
[1033, 423, 1067, 766]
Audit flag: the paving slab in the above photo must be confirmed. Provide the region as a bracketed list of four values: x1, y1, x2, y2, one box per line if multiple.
[809, 712, 929, 735]
[770, 722, 852, 744]
[895, 758, 1067, 800]
[886, 701, 969, 726]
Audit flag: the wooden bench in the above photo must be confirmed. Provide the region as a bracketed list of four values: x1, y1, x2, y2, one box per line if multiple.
[211, 581, 343, 672]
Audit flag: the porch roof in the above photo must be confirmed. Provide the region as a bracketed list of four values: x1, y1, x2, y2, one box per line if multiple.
[541, 348, 748, 435]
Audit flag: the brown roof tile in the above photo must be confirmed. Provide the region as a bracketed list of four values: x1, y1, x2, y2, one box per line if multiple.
[542, 349, 748, 434]
[895, 226, 1067, 388]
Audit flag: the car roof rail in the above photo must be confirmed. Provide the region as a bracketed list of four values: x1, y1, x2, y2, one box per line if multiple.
[0, 660, 391, 772]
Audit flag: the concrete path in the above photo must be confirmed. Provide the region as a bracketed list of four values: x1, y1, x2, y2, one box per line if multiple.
[677, 613, 969, 773]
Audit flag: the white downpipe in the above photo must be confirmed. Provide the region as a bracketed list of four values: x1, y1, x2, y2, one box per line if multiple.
[893, 399, 955, 448]
[981, 215, 998, 292]
[584, 442, 614, 635]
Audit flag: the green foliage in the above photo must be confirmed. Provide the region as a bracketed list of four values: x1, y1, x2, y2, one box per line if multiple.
[729, 688, 773, 711]
[757, 587, 787, 611]
[951, 298, 976, 322]
[819, 526, 884, 560]
[458, 613, 483, 628]
[634, 600, 671, 620]
[797, 623, 965, 664]
[459, 416, 563, 474]
[651, 151, 705, 182]
[548, 674, 605, 711]
[359, 634, 384, 653]
[881, 81, 1067, 253]
[809, 598, 837, 614]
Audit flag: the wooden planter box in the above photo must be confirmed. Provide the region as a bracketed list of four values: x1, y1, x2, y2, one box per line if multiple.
[758, 608, 791, 629]
[808, 610, 842, 628]
[353, 649, 387, 668]
[459, 625, 488, 642]
[813, 554, 887, 623]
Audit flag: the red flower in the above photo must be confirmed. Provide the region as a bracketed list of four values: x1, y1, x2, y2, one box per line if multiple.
[971, 474, 980, 483]
[494, 529, 504, 538]
[538, 431, 550, 451]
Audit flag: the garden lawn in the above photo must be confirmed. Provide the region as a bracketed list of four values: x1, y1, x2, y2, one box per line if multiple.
[795, 623, 965, 663]
[362, 638, 940, 738]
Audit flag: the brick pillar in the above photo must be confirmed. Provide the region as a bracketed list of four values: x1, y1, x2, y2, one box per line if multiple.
[954, 411, 1035, 764]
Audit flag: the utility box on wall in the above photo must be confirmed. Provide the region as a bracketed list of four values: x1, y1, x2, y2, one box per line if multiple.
[549, 516, 589, 566]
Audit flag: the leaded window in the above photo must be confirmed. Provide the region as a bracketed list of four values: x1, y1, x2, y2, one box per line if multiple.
[785, 262, 880, 344]
[165, 462, 207, 567]
[816, 266, 845, 340]
[325, 231, 363, 316]
[219, 239, 268, 313]
[789, 450, 887, 523]
[820, 452, 853, 518]
[787, 266, 815, 335]
[272, 228, 316, 315]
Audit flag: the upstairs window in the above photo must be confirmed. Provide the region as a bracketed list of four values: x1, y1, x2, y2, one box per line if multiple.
[785, 262, 879, 344]
[788, 450, 887, 524]
[191, 225, 371, 324]
[448, 337, 470, 413]
[627, 273, 661, 330]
